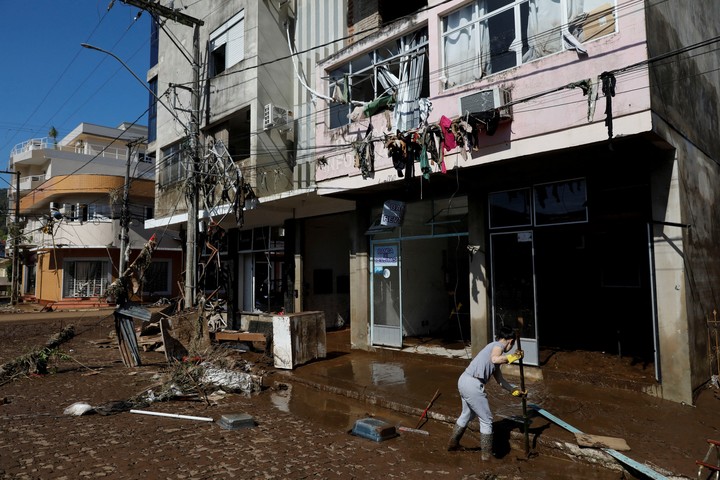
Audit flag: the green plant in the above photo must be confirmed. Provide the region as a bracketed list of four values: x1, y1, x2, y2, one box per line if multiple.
[48, 126, 58, 148]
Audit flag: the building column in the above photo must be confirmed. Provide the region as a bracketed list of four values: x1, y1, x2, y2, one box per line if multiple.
[468, 189, 490, 356]
[350, 202, 371, 349]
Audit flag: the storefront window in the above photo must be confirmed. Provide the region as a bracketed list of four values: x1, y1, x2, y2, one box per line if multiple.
[489, 188, 532, 228]
[534, 178, 588, 225]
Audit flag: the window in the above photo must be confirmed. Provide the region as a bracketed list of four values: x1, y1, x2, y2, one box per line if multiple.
[489, 188, 532, 228]
[210, 10, 245, 77]
[148, 77, 158, 143]
[159, 142, 185, 187]
[143, 260, 171, 295]
[441, 0, 616, 87]
[534, 178, 588, 225]
[88, 203, 112, 221]
[328, 27, 429, 129]
[63, 260, 110, 298]
[150, 19, 159, 67]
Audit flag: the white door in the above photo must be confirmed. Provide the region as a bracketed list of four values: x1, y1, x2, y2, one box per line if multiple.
[371, 242, 403, 348]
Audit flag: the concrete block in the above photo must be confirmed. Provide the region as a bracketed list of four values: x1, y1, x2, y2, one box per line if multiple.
[272, 311, 327, 369]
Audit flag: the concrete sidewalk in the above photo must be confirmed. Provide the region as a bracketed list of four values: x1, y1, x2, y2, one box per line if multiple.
[279, 329, 719, 479]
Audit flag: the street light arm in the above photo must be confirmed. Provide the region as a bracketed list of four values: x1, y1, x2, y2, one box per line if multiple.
[80, 43, 189, 131]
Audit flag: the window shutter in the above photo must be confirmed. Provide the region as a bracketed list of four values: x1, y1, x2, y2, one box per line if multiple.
[226, 19, 244, 68]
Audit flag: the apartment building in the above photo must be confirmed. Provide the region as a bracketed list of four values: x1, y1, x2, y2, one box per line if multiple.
[312, 0, 720, 404]
[8, 122, 182, 308]
[145, 1, 353, 327]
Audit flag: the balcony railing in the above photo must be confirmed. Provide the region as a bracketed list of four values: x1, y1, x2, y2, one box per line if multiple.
[11, 137, 149, 162]
[18, 174, 46, 192]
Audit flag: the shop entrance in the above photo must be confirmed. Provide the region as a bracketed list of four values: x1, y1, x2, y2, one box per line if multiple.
[369, 196, 470, 350]
[490, 231, 539, 365]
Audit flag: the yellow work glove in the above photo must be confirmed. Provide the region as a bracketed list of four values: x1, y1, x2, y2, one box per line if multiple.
[512, 389, 528, 398]
[506, 350, 524, 364]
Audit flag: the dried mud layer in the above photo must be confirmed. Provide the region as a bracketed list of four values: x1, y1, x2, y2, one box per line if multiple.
[0, 311, 701, 479]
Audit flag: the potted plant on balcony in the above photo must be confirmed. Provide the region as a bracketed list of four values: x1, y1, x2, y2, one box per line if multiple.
[48, 127, 58, 149]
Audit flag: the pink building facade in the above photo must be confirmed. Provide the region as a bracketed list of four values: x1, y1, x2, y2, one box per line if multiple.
[312, 0, 720, 405]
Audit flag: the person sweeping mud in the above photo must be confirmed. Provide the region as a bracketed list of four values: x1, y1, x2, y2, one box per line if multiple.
[447, 325, 526, 459]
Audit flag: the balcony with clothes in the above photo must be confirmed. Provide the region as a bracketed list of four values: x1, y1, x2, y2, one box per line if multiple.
[314, 0, 648, 189]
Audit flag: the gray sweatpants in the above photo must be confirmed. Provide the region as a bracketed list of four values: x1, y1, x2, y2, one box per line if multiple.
[457, 372, 493, 434]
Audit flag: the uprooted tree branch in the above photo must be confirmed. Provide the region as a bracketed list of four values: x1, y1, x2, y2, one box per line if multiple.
[0, 326, 75, 385]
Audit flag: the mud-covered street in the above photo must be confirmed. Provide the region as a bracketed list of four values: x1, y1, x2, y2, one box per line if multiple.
[1, 308, 716, 479]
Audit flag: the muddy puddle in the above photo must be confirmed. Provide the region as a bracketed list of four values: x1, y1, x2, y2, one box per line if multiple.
[270, 381, 419, 433]
[269, 381, 632, 479]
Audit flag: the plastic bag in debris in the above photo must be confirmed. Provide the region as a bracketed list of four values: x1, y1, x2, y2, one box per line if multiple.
[63, 402, 95, 416]
[199, 362, 260, 393]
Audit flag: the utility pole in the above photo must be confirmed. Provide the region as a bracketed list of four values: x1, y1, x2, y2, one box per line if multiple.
[119, 143, 132, 277]
[1, 170, 21, 305]
[119, 139, 144, 276]
[11, 171, 20, 306]
[185, 22, 201, 308]
[120, 0, 204, 308]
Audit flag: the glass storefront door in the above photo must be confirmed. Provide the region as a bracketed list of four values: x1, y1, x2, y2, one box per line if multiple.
[370, 242, 402, 347]
[490, 231, 539, 365]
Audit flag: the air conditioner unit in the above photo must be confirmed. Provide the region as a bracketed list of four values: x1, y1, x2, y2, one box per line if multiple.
[459, 87, 512, 119]
[263, 103, 293, 130]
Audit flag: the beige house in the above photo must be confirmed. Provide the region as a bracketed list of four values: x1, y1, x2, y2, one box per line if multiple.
[8, 122, 182, 308]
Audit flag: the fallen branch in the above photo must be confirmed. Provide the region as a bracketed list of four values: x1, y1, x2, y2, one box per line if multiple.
[0, 326, 76, 383]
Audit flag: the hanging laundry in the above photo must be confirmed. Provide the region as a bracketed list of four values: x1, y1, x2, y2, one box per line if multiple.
[470, 109, 501, 136]
[451, 119, 472, 160]
[419, 98, 433, 126]
[600, 71, 616, 140]
[352, 124, 375, 179]
[384, 131, 408, 177]
[363, 95, 395, 118]
[402, 132, 422, 180]
[439, 115, 457, 151]
[422, 124, 445, 174]
[419, 143, 431, 180]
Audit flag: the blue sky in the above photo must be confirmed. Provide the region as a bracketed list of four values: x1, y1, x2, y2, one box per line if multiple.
[0, 1, 151, 190]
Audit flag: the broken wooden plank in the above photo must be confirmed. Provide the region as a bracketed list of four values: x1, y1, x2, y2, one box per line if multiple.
[575, 433, 630, 451]
[214, 331, 267, 343]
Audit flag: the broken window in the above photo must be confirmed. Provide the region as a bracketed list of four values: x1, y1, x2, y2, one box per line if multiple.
[210, 10, 245, 77]
[159, 142, 186, 187]
[327, 27, 429, 129]
[442, 0, 616, 88]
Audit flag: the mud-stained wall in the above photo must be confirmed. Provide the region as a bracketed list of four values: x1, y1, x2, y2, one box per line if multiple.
[646, 2, 720, 403]
[652, 116, 720, 404]
[646, 0, 720, 163]
[302, 213, 352, 330]
[152, 1, 295, 217]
